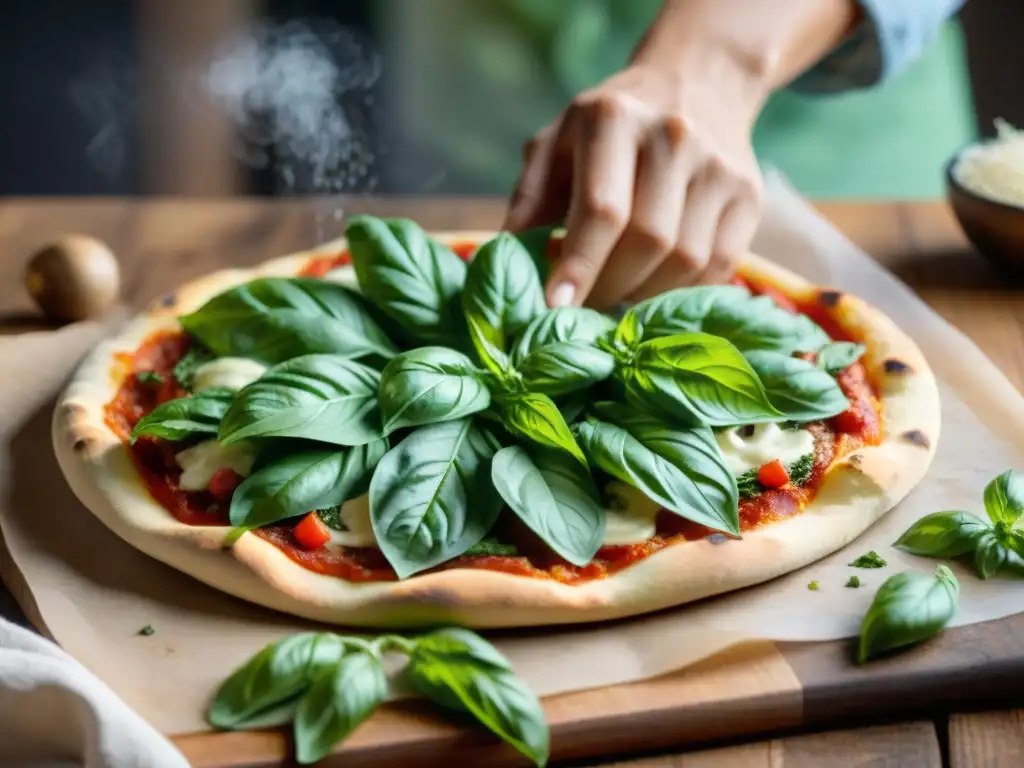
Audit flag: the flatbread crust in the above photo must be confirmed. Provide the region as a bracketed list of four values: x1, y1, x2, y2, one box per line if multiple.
[53, 232, 940, 629]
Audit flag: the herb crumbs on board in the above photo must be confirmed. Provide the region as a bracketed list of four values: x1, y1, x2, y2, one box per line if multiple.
[846, 576, 862, 588]
[849, 551, 887, 569]
[807, 580, 820, 591]
[138, 625, 155, 636]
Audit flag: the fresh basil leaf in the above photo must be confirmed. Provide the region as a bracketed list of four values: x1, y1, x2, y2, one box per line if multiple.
[293, 650, 387, 765]
[983, 470, 1024, 526]
[556, 393, 588, 424]
[512, 225, 559, 282]
[816, 342, 865, 374]
[462, 233, 546, 352]
[180, 278, 397, 365]
[369, 419, 503, 578]
[378, 348, 490, 434]
[491, 445, 604, 566]
[129, 388, 234, 444]
[743, 350, 849, 422]
[1010, 530, 1024, 559]
[229, 441, 387, 528]
[620, 332, 781, 427]
[517, 342, 615, 397]
[346, 216, 468, 347]
[857, 565, 959, 664]
[613, 308, 643, 351]
[629, 285, 750, 336]
[576, 406, 739, 535]
[973, 531, 1008, 579]
[405, 628, 549, 767]
[467, 312, 515, 379]
[511, 307, 616, 364]
[208, 633, 345, 730]
[496, 392, 587, 465]
[893, 511, 990, 558]
[218, 355, 382, 447]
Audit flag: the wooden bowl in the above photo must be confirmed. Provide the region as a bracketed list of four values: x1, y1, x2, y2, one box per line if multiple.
[946, 145, 1024, 274]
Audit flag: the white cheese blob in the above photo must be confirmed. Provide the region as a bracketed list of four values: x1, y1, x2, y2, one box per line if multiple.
[175, 440, 257, 492]
[323, 266, 359, 290]
[192, 357, 268, 393]
[324, 495, 378, 549]
[601, 481, 661, 546]
[953, 119, 1024, 207]
[714, 423, 814, 476]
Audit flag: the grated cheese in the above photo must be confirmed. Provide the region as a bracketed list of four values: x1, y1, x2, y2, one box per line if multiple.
[953, 119, 1024, 208]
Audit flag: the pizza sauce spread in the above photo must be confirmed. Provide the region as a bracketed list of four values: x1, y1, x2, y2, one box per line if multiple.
[104, 249, 882, 585]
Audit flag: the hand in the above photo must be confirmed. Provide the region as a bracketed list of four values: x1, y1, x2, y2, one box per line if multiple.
[504, 59, 765, 310]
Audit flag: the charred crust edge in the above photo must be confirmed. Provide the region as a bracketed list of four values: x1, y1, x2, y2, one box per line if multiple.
[901, 429, 930, 449]
[883, 358, 913, 374]
[818, 290, 843, 307]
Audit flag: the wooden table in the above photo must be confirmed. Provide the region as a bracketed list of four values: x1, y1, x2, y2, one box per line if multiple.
[2, 198, 1023, 767]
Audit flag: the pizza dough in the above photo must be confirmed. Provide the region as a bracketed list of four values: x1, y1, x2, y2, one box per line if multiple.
[52, 233, 940, 628]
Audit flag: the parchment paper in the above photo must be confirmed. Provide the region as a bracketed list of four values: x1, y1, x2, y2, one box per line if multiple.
[2, 172, 1023, 735]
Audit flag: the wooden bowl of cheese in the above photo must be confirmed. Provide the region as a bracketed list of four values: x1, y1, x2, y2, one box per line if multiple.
[947, 120, 1024, 274]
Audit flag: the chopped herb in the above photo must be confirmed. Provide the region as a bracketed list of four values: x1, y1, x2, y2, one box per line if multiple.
[316, 506, 345, 531]
[737, 451, 815, 500]
[788, 453, 815, 486]
[808, 580, 820, 591]
[781, 420, 809, 431]
[464, 537, 518, 557]
[737, 468, 761, 499]
[846, 575, 862, 588]
[849, 551, 887, 569]
[138, 625, 155, 636]
[137, 371, 164, 385]
[172, 343, 215, 390]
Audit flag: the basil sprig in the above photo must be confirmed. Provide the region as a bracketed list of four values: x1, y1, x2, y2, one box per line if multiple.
[129, 388, 234, 444]
[858, 565, 960, 663]
[894, 469, 1024, 578]
[209, 628, 548, 766]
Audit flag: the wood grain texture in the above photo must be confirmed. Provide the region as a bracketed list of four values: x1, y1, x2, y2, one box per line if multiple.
[950, 710, 1024, 768]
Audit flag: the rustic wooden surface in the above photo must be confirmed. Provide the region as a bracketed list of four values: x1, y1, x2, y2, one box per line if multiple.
[2, 198, 1023, 767]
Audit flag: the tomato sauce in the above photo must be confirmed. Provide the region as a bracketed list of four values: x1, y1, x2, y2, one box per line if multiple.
[103, 258, 883, 585]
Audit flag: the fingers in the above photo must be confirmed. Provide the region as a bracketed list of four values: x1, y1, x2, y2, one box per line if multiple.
[545, 98, 638, 308]
[504, 122, 566, 232]
[694, 194, 760, 285]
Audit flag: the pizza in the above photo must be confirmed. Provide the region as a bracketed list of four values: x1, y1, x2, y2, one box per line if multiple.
[52, 220, 940, 628]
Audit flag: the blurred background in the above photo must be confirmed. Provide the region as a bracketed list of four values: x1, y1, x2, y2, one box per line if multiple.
[0, 0, 1016, 200]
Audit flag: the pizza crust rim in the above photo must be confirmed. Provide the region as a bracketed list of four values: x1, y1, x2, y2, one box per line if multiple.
[52, 231, 940, 629]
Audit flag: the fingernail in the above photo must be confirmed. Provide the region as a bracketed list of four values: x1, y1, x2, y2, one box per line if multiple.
[550, 282, 576, 308]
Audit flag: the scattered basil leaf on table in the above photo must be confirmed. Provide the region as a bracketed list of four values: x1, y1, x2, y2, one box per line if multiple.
[208, 633, 345, 730]
[378, 347, 490, 434]
[369, 419, 504, 578]
[517, 342, 615, 397]
[742, 350, 849, 422]
[218, 355, 382, 447]
[894, 511, 990, 558]
[848, 551, 887, 569]
[983, 469, 1024, 526]
[857, 565, 959, 664]
[129, 388, 234, 444]
[346, 216, 468, 348]
[619, 332, 781, 427]
[405, 628, 550, 767]
[495, 391, 587, 465]
[491, 445, 605, 566]
[293, 650, 388, 765]
[229, 441, 387, 528]
[576, 404, 739, 535]
[973, 531, 1010, 579]
[512, 307, 616, 364]
[180, 277, 397, 364]
[815, 342, 866, 374]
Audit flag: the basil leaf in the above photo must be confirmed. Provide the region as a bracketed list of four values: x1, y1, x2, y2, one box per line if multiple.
[294, 650, 387, 765]
[973, 531, 1008, 579]
[857, 565, 960, 664]
[893, 511, 990, 558]
[613, 308, 643, 351]
[621, 333, 781, 427]
[369, 419, 503, 578]
[219, 355, 382, 447]
[1010, 530, 1024, 559]
[556, 393, 588, 424]
[229, 441, 387, 528]
[491, 445, 605, 566]
[743, 351, 849, 422]
[512, 225, 559, 282]
[816, 342, 865, 374]
[467, 313, 515, 379]
[346, 216, 468, 347]
[405, 628, 549, 767]
[180, 278, 397, 364]
[511, 307, 616, 364]
[517, 342, 615, 397]
[378, 348, 490, 434]
[496, 392, 587, 465]
[173, 343, 215, 390]
[629, 285, 750, 336]
[577, 404, 739, 535]
[129, 388, 234, 444]
[983, 469, 1024, 526]
[208, 633, 345, 730]
[462, 233, 546, 352]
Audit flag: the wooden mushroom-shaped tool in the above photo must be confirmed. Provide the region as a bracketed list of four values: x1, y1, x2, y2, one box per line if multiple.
[24, 235, 121, 323]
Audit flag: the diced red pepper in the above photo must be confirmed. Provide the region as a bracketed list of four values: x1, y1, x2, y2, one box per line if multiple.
[208, 468, 242, 502]
[294, 512, 331, 550]
[757, 459, 790, 489]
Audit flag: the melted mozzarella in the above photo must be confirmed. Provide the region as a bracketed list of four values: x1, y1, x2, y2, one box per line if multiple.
[323, 266, 359, 290]
[324, 495, 378, 549]
[601, 481, 661, 546]
[192, 357, 267, 393]
[715, 423, 814, 475]
[175, 440, 257, 491]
